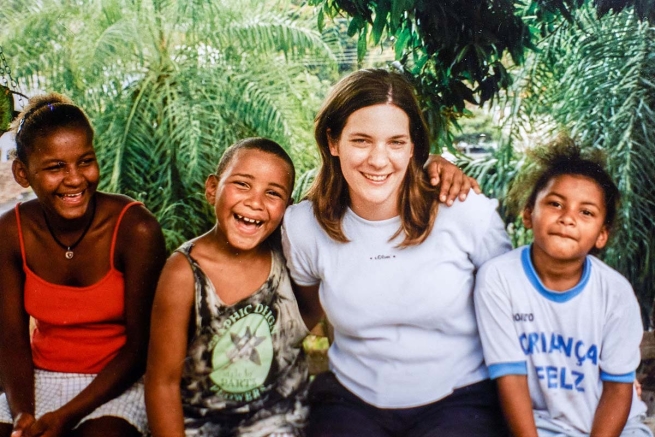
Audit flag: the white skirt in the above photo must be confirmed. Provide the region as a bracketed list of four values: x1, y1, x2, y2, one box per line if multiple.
[0, 369, 147, 435]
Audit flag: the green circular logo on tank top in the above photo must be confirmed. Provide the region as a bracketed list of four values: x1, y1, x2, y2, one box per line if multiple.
[210, 313, 274, 393]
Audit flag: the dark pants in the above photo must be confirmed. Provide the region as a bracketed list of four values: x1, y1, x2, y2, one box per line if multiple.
[307, 372, 509, 437]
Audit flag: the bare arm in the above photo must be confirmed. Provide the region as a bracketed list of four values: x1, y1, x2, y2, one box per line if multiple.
[496, 375, 539, 437]
[590, 381, 633, 437]
[145, 253, 196, 437]
[0, 211, 36, 435]
[292, 283, 323, 333]
[29, 205, 166, 436]
[424, 155, 481, 205]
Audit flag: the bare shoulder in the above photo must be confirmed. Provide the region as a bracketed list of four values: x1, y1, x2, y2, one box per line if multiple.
[100, 193, 166, 272]
[99, 192, 163, 240]
[3, 198, 41, 225]
[162, 251, 194, 280]
[0, 206, 18, 236]
[155, 251, 196, 304]
[0, 206, 20, 258]
[0, 199, 43, 255]
[177, 234, 216, 264]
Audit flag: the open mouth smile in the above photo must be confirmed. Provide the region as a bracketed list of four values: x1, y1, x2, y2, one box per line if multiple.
[57, 191, 85, 202]
[235, 213, 263, 227]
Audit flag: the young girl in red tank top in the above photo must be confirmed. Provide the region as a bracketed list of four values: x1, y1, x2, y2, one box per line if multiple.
[0, 93, 166, 437]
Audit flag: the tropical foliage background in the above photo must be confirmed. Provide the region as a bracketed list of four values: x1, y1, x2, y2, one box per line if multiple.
[474, 5, 655, 324]
[2, 0, 655, 324]
[0, 0, 339, 248]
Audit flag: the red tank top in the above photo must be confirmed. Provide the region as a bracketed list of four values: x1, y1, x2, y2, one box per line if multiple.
[17, 202, 141, 374]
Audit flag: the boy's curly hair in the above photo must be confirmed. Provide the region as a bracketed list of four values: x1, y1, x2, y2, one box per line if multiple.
[507, 135, 620, 230]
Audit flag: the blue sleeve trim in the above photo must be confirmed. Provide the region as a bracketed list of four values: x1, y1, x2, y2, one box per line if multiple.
[600, 370, 635, 383]
[488, 362, 528, 379]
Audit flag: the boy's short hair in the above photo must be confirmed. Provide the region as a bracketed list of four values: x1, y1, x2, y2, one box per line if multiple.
[509, 136, 620, 230]
[215, 137, 295, 195]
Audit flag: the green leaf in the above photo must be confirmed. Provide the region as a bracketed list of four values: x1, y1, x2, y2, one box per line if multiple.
[347, 14, 365, 37]
[394, 25, 411, 56]
[317, 7, 325, 32]
[390, 0, 412, 32]
[357, 25, 368, 62]
[371, 0, 391, 45]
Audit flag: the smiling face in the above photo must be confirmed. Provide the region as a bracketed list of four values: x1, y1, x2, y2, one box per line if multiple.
[328, 103, 414, 220]
[13, 126, 99, 221]
[205, 148, 293, 253]
[523, 174, 609, 265]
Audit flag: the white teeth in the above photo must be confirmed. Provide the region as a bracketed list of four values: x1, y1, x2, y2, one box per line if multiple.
[364, 173, 388, 182]
[235, 214, 262, 225]
[61, 193, 82, 198]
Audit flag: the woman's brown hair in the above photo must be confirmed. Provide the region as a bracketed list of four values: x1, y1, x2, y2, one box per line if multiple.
[308, 69, 438, 247]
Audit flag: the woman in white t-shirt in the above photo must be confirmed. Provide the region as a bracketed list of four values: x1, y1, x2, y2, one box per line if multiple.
[281, 69, 512, 436]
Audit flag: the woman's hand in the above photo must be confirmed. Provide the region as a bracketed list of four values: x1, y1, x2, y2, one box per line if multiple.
[424, 155, 481, 206]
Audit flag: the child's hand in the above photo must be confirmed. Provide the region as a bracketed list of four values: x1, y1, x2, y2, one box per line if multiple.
[26, 411, 68, 437]
[424, 155, 481, 206]
[11, 412, 35, 437]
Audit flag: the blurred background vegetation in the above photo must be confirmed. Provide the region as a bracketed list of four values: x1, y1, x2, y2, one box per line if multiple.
[1, 0, 655, 325]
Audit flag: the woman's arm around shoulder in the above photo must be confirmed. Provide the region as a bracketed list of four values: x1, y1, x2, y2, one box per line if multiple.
[0, 209, 37, 435]
[145, 251, 196, 437]
[424, 155, 481, 205]
[445, 192, 511, 266]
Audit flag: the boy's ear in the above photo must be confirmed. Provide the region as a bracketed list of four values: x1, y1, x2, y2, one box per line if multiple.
[204, 174, 218, 203]
[522, 207, 534, 230]
[12, 160, 31, 188]
[594, 226, 609, 250]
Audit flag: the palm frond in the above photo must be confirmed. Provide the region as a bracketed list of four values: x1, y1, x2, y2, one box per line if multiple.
[487, 6, 655, 323]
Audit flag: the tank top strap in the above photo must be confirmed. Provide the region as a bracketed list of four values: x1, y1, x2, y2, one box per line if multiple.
[110, 201, 143, 270]
[14, 203, 27, 268]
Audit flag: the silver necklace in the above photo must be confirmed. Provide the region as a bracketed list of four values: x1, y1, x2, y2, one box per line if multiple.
[42, 197, 96, 260]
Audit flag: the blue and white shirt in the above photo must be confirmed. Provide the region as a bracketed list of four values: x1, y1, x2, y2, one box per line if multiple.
[475, 246, 646, 433]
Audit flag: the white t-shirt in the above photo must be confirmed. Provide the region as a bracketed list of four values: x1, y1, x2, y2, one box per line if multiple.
[282, 193, 511, 408]
[475, 246, 646, 433]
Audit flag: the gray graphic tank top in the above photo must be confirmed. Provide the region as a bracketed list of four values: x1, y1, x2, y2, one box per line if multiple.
[177, 242, 309, 436]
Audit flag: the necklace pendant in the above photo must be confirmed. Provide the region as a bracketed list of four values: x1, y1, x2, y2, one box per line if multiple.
[65, 250, 74, 260]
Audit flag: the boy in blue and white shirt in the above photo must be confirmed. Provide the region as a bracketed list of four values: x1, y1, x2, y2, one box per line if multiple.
[475, 139, 652, 437]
